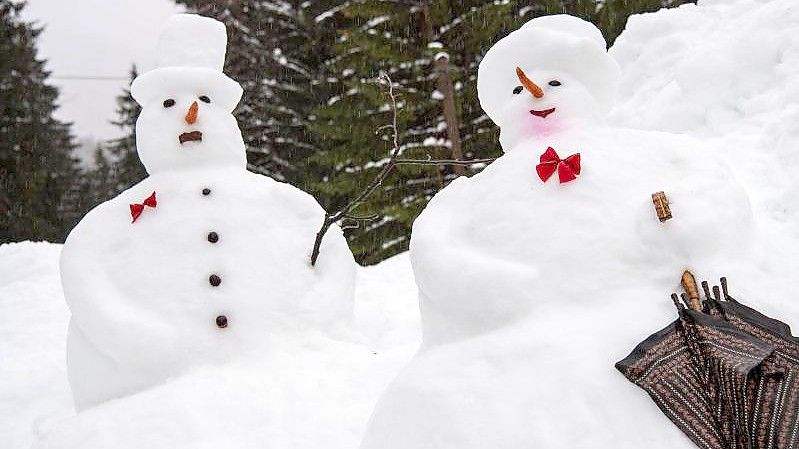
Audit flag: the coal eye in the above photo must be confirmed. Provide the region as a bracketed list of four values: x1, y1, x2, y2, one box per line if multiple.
[512, 86, 523, 95]
[163, 99, 176, 108]
[199, 95, 211, 103]
[548, 80, 562, 87]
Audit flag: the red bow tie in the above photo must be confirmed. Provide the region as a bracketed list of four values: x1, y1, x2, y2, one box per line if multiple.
[130, 192, 157, 223]
[536, 147, 581, 184]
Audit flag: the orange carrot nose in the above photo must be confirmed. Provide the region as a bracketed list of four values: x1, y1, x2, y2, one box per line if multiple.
[516, 67, 544, 99]
[185, 101, 198, 125]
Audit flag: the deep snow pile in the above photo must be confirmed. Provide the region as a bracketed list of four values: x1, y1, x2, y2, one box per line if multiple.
[0, 243, 72, 449]
[610, 0, 799, 231]
[0, 242, 420, 449]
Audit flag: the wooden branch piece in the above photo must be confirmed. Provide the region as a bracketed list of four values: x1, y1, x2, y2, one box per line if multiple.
[652, 191, 672, 222]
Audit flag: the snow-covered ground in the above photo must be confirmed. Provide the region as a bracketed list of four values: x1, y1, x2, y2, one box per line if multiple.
[0, 243, 73, 449]
[0, 241, 420, 449]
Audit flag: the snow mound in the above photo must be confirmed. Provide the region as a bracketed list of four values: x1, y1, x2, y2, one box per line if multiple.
[610, 0, 799, 226]
[34, 333, 402, 449]
[0, 243, 420, 449]
[0, 242, 72, 449]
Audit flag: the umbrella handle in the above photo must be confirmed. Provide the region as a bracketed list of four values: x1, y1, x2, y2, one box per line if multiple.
[681, 270, 702, 311]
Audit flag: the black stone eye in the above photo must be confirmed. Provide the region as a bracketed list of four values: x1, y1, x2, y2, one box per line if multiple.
[512, 86, 523, 95]
[548, 80, 562, 87]
[163, 99, 176, 108]
[199, 95, 211, 103]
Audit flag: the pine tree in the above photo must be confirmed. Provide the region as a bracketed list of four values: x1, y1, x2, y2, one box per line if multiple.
[84, 145, 117, 207]
[0, 1, 80, 243]
[104, 66, 146, 194]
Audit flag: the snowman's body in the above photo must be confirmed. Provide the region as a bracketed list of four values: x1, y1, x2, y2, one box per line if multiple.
[362, 127, 754, 449]
[61, 15, 355, 410]
[63, 168, 353, 409]
[413, 126, 754, 346]
[361, 15, 756, 449]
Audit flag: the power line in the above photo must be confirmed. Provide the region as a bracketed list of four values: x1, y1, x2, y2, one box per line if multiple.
[52, 75, 128, 81]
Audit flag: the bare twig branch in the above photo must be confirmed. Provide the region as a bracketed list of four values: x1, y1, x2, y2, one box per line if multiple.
[310, 71, 401, 266]
[309, 71, 497, 266]
[395, 157, 496, 166]
[342, 213, 380, 221]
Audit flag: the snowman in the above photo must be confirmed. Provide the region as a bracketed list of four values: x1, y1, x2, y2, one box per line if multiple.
[360, 15, 759, 449]
[60, 14, 355, 411]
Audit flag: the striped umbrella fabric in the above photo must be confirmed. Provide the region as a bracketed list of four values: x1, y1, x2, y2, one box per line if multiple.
[616, 280, 799, 449]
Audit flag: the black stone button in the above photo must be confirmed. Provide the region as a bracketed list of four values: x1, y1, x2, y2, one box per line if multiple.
[216, 315, 228, 328]
[202, 188, 211, 196]
[207, 231, 219, 243]
[209, 274, 222, 287]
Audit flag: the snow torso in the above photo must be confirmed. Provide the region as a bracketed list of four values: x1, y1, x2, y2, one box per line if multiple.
[61, 167, 355, 408]
[413, 126, 755, 343]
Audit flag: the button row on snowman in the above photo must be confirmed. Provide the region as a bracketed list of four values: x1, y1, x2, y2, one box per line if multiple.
[203, 186, 228, 329]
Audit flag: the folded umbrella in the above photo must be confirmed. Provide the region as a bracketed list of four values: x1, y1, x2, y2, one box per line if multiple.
[617, 278, 799, 449]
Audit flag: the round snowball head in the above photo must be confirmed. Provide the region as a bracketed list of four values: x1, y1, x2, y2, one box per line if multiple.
[477, 15, 621, 126]
[134, 87, 247, 174]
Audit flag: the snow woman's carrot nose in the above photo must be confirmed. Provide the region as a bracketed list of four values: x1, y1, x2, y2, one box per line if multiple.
[516, 67, 544, 99]
[185, 101, 198, 125]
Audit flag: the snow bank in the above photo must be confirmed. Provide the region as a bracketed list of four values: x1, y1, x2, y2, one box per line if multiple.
[0, 242, 72, 449]
[610, 0, 799, 228]
[0, 242, 420, 449]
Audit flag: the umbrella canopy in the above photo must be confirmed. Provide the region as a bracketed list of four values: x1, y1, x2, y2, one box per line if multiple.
[616, 279, 799, 449]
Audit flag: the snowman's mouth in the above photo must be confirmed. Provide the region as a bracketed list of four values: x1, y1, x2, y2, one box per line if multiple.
[179, 131, 203, 144]
[530, 108, 556, 118]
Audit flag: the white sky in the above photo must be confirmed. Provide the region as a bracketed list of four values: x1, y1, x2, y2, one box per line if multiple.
[22, 0, 184, 145]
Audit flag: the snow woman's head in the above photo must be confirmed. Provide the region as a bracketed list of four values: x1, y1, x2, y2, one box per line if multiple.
[477, 15, 621, 149]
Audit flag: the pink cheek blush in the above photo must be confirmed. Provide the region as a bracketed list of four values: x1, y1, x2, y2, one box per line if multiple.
[526, 116, 561, 138]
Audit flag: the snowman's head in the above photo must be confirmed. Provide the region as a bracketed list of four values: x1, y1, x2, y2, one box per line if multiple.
[477, 15, 621, 150]
[131, 14, 246, 174]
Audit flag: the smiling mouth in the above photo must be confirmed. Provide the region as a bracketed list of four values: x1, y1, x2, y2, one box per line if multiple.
[179, 131, 203, 144]
[530, 108, 556, 118]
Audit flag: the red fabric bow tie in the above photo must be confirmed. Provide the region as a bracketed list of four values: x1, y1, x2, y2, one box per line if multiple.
[536, 147, 581, 184]
[130, 192, 157, 223]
